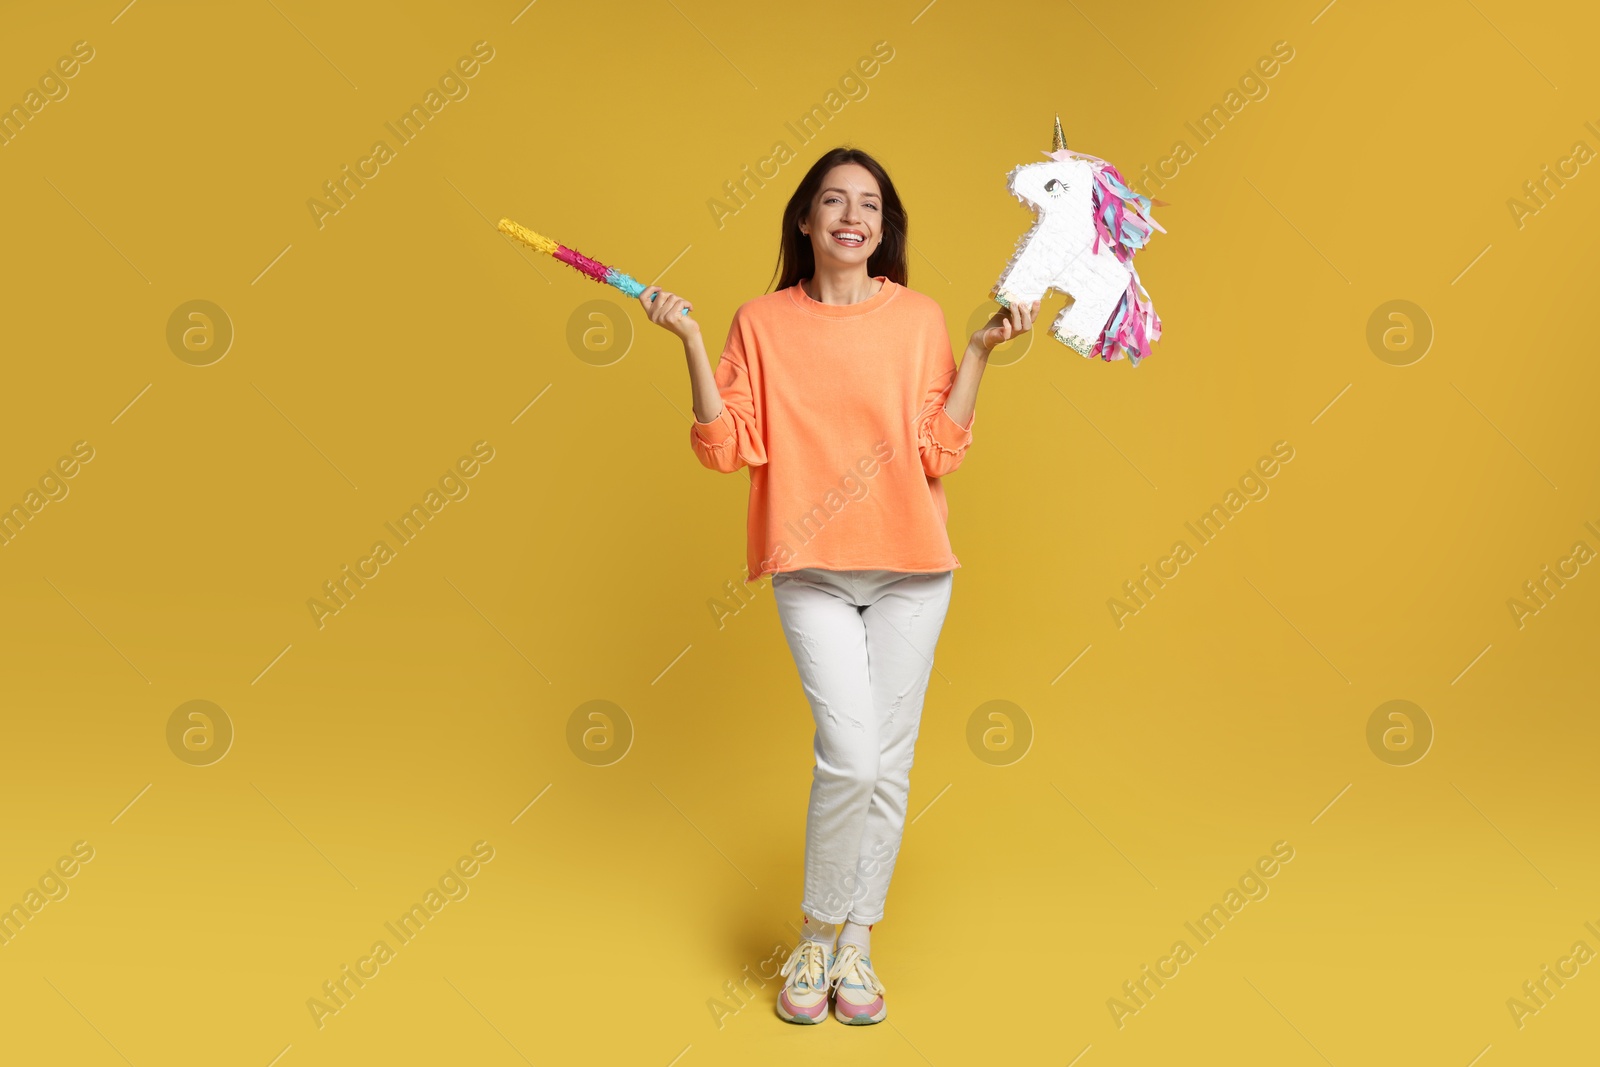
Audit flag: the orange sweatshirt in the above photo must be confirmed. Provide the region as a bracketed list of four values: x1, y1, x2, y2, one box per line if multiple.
[689, 275, 976, 583]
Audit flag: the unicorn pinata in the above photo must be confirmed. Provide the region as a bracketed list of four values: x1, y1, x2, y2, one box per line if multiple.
[992, 116, 1166, 366]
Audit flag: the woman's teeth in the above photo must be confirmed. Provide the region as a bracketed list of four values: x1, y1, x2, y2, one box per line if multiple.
[833, 232, 864, 246]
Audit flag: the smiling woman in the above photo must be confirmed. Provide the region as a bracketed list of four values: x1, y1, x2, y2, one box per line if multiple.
[642, 143, 1035, 1027]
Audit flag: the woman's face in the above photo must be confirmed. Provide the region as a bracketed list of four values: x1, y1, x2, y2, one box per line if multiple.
[801, 163, 884, 269]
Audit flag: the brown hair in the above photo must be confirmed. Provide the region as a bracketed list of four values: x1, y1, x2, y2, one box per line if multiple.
[769, 146, 910, 293]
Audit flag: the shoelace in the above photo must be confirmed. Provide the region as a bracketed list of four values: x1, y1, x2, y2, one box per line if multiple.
[826, 943, 885, 997]
[779, 938, 830, 993]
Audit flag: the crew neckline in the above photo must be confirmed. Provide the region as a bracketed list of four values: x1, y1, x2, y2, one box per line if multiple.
[787, 275, 899, 318]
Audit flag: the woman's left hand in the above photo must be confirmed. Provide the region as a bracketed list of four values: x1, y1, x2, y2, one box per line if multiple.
[972, 298, 1041, 353]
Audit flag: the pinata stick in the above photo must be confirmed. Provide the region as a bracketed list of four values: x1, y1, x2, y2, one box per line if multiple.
[497, 218, 690, 315]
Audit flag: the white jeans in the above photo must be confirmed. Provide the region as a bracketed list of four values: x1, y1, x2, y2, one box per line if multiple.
[771, 567, 955, 925]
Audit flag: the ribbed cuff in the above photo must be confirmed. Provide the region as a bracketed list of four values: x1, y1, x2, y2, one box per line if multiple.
[690, 408, 736, 446]
[924, 405, 974, 453]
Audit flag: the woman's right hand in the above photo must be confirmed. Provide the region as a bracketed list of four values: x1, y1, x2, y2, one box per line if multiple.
[639, 285, 699, 342]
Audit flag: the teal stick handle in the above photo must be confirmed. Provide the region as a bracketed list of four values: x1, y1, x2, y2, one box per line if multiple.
[616, 272, 691, 315]
[648, 291, 691, 316]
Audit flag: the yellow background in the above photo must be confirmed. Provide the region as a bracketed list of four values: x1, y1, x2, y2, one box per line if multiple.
[2, 0, 1596, 1063]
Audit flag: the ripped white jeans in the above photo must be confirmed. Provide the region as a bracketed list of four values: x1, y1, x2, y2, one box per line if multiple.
[771, 567, 955, 925]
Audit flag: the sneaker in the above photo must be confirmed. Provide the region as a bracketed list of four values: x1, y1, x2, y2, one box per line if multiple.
[827, 943, 886, 1025]
[776, 938, 834, 1024]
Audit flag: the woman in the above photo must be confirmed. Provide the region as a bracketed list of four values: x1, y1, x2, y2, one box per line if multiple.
[641, 147, 1037, 1026]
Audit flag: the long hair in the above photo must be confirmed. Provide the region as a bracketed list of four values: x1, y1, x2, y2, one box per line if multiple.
[769, 147, 909, 293]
